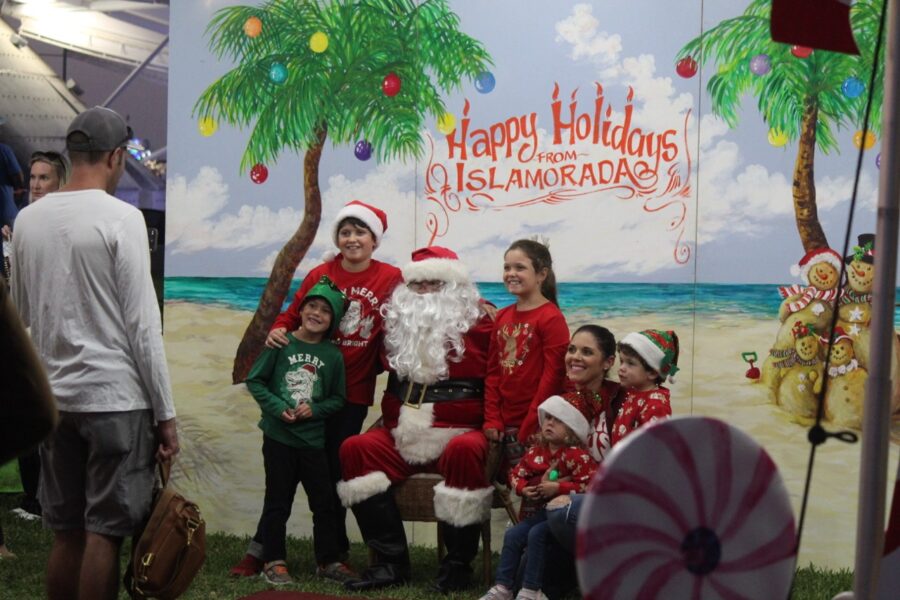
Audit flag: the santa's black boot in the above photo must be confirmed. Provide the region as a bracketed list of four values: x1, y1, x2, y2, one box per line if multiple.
[431, 521, 482, 593]
[344, 492, 411, 591]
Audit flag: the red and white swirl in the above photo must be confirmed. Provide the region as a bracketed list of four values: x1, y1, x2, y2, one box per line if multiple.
[576, 416, 796, 599]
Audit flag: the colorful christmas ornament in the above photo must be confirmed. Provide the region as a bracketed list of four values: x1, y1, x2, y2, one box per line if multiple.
[842, 76, 865, 99]
[853, 130, 876, 150]
[676, 56, 698, 78]
[198, 117, 218, 137]
[354, 140, 372, 161]
[749, 54, 771, 76]
[250, 163, 268, 184]
[475, 71, 496, 93]
[768, 128, 789, 147]
[437, 112, 456, 134]
[876, 152, 881, 169]
[382, 72, 401, 97]
[791, 45, 813, 58]
[548, 469, 559, 482]
[243, 16, 262, 38]
[269, 62, 288, 84]
[309, 31, 328, 53]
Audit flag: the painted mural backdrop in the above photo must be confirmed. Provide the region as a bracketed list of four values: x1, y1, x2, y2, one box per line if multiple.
[165, 0, 898, 570]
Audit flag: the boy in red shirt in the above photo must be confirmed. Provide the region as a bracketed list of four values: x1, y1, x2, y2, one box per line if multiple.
[231, 200, 402, 579]
[611, 329, 679, 445]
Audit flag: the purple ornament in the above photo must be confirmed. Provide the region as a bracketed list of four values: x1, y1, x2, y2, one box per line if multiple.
[876, 153, 881, 169]
[354, 140, 372, 161]
[749, 54, 771, 76]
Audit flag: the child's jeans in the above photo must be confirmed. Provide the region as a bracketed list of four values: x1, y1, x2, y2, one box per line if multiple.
[496, 509, 549, 591]
[259, 435, 342, 565]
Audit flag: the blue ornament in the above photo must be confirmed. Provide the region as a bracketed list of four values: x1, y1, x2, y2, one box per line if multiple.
[474, 71, 496, 94]
[842, 76, 864, 99]
[354, 140, 372, 161]
[269, 62, 288, 84]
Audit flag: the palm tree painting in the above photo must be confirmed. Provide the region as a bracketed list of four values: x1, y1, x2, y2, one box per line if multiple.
[678, 0, 883, 253]
[678, 0, 894, 427]
[194, 0, 492, 383]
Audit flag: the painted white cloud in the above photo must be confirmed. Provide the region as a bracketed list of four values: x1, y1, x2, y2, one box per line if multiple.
[167, 166, 305, 254]
[555, 4, 622, 66]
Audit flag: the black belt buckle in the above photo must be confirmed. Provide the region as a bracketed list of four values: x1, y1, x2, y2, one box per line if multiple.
[403, 382, 428, 409]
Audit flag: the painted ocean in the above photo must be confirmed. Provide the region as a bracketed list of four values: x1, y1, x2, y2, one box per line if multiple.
[165, 277, 900, 321]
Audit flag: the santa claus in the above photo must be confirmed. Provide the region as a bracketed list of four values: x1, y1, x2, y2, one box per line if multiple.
[337, 246, 494, 592]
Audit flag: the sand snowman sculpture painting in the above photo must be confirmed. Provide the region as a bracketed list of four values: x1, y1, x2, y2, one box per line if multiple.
[762, 247, 841, 412]
[772, 322, 824, 419]
[838, 234, 875, 368]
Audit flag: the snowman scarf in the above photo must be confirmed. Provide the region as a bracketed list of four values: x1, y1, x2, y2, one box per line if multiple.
[839, 289, 872, 306]
[778, 284, 839, 313]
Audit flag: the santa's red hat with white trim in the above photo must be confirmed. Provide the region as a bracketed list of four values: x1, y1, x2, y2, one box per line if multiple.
[790, 247, 842, 284]
[331, 200, 389, 247]
[402, 246, 470, 284]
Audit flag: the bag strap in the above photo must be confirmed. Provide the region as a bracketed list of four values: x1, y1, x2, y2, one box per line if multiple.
[157, 458, 172, 487]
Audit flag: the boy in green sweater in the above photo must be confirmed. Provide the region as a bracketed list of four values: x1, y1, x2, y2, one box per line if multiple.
[245, 276, 348, 585]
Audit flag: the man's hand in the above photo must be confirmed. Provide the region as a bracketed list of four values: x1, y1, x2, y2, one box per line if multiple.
[1, 225, 10, 241]
[484, 428, 502, 442]
[156, 418, 180, 462]
[266, 327, 290, 349]
[481, 303, 499, 321]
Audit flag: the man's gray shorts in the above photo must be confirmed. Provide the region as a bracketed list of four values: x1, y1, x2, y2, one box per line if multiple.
[39, 409, 156, 537]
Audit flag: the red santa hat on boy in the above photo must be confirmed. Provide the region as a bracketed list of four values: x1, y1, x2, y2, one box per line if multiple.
[790, 247, 843, 284]
[331, 200, 389, 248]
[539, 393, 592, 444]
[402, 246, 470, 284]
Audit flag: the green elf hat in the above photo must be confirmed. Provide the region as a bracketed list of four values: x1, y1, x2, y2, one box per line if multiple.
[620, 329, 680, 382]
[302, 275, 348, 338]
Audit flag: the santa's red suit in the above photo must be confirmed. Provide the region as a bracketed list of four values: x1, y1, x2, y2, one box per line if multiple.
[336, 246, 494, 593]
[338, 314, 494, 522]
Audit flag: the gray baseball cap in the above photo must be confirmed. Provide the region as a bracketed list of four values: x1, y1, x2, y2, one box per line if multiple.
[66, 106, 134, 152]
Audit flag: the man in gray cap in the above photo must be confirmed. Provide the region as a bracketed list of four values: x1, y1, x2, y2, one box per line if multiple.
[9, 106, 178, 600]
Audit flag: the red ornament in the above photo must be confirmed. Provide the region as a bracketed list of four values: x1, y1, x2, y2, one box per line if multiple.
[791, 45, 813, 58]
[676, 56, 698, 78]
[382, 72, 401, 97]
[250, 163, 268, 184]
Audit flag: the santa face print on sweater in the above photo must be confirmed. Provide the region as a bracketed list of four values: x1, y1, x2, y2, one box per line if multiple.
[339, 299, 375, 339]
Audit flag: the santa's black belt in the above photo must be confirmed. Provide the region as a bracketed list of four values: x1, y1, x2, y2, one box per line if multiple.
[386, 373, 484, 409]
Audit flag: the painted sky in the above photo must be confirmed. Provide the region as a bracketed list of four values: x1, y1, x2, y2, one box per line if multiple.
[166, 0, 882, 283]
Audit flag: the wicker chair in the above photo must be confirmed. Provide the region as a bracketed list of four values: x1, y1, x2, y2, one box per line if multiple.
[365, 421, 517, 585]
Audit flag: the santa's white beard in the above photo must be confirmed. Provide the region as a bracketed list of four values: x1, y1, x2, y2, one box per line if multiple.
[382, 282, 482, 384]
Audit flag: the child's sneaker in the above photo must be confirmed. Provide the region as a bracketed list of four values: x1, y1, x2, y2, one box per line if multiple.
[479, 584, 514, 600]
[316, 561, 358, 583]
[514, 589, 548, 600]
[229, 553, 263, 577]
[262, 560, 294, 585]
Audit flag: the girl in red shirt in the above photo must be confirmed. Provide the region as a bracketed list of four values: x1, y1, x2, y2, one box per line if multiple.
[231, 200, 402, 579]
[483, 239, 569, 445]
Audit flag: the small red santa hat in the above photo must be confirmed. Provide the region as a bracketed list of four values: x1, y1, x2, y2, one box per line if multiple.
[402, 246, 470, 285]
[538, 393, 592, 444]
[819, 326, 853, 345]
[790, 247, 842, 283]
[331, 200, 389, 248]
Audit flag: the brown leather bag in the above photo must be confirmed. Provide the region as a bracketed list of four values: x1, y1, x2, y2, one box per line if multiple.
[125, 459, 206, 599]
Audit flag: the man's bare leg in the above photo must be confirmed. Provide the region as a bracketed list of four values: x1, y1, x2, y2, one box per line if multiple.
[78, 532, 123, 600]
[47, 529, 85, 600]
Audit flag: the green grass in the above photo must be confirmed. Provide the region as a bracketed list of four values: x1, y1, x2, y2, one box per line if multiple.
[0, 492, 852, 599]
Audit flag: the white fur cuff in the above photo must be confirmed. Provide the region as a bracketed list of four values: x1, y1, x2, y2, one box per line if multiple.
[336, 471, 391, 507]
[433, 482, 493, 527]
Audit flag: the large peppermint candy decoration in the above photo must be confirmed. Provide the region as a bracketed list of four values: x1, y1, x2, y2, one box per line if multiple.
[577, 416, 796, 599]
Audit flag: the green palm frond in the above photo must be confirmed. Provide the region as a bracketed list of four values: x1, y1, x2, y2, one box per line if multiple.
[677, 0, 885, 153]
[194, 0, 493, 171]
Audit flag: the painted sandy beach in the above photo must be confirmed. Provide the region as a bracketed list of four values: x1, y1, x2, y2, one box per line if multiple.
[163, 301, 899, 571]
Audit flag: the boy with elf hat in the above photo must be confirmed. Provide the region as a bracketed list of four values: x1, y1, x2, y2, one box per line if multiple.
[612, 329, 678, 446]
[232, 201, 402, 579]
[338, 246, 495, 593]
[480, 393, 597, 600]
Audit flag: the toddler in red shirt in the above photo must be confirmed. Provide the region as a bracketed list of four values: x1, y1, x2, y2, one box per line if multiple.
[611, 329, 679, 446]
[480, 392, 596, 600]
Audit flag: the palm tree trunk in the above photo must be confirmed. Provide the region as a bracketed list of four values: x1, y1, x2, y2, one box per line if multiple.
[231, 125, 328, 383]
[792, 96, 829, 252]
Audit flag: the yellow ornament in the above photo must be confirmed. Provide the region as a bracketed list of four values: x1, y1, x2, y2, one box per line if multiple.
[243, 16, 262, 38]
[198, 117, 218, 137]
[853, 130, 876, 150]
[437, 112, 456, 134]
[767, 128, 788, 147]
[309, 31, 328, 53]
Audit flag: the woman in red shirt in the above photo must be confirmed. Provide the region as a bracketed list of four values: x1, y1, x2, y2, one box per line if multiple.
[483, 239, 569, 446]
